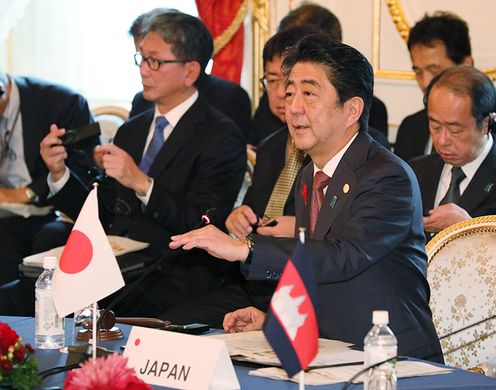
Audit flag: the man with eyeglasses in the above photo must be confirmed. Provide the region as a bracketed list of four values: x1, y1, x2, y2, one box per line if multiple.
[39, 12, 247, 317]
[249, 3, 390, 148]
[127, 8, 252, 140]
[0, 71, 94, 286]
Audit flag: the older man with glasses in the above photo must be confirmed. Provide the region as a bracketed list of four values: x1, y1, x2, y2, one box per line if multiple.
[33, 11, 247, 318]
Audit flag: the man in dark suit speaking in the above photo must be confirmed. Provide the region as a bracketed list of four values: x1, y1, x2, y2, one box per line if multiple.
[170, 35, 443, 363]
[410, 66, 496, 237]
[40, 12, 246, 316]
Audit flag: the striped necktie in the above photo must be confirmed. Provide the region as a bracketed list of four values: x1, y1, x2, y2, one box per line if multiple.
[309, 171, 331, 237]
[263, 143, 305, 221]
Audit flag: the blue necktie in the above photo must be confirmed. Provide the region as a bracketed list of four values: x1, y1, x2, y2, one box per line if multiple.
[139, 116, 168, 173]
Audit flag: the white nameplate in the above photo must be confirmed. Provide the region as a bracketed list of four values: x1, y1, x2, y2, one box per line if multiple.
[124, 326, 240, 389]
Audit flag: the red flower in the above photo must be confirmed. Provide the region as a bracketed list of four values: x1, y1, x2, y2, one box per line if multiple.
[26, 344, 35, 354]
[13, 345, 26, 361]
[300, 181, 308, 205]
[0, 323, 20, 355]
[64, 353, 152, 390]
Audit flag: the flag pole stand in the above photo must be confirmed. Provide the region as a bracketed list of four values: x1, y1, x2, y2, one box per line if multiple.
[299, 370, 305, 390]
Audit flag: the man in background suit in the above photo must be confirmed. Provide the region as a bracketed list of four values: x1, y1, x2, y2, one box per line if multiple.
[395, 12, 473, 161]
[128, 8, 252, 140]
[160, 27, 311, 326]
[0, 71, 94, 285]
[40, 12, 246, 316]
[410, 66, 496, 237]
[249, 2, 389, 146]
[170, 35, 443, 363]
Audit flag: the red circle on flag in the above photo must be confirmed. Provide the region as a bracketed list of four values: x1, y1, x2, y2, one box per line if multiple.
[59, 230, 93, 274]
[135, 338, 141, 346]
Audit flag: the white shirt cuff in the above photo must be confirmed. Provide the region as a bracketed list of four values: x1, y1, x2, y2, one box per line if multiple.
[47, 167, 70, 197]
[136, 177, 154, 206]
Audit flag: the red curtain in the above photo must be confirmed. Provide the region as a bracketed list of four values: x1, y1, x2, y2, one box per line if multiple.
[196, 0, 245, 84]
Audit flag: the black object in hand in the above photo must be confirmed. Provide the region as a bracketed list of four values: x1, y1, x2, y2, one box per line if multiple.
[263, 219, 279, 227]
[60, 122, 101, 147]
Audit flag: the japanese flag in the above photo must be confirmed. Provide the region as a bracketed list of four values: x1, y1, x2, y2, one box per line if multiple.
[53, 186, 125, 317]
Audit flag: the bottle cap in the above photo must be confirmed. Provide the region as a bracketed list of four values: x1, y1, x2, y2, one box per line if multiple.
[43, 256, 57, 270]
[372, 310, 389, 325]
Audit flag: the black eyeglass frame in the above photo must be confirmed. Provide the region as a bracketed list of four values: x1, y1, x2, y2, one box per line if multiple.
[134, 52, 192, 71]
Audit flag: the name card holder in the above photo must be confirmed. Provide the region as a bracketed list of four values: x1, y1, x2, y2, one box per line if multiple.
[124, 326, 240, 389]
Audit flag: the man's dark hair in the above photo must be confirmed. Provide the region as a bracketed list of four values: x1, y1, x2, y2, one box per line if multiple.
[278, 3, 342, 42]
[263, 26, 316, 69]
[128, 8, 179, 39]
[282, 34, 373, 130]
[408, 12, 471, 64]
[143, 12, 213, 73]
[424, 65, 496, 130]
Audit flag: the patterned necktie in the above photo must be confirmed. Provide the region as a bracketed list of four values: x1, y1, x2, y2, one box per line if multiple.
[139, 116, 168, 173]
[309, 171, 331, 237]
[263, 143, 305, 221]
[439, 167, 466, 205]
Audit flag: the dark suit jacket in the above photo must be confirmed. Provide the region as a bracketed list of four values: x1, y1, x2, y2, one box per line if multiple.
[409, 135, 496, 217]
[244, 131, 443, 362]
[52, 95, 247, 255]
[249, 93, 390, 145]
[395, 109, 430, 162]
[14, 76, 94, 200]
[130, 74, 251, 139]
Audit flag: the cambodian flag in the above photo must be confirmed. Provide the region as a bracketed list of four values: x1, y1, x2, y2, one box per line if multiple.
[263, 240, 319, 377]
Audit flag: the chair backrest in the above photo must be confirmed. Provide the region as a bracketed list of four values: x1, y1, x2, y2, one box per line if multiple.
[426, 215, 496, 368]
[91, 103, 130, 144]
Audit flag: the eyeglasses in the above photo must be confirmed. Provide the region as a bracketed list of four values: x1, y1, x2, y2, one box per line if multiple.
[134, 52, 191, 71]
[260, 77, 285, 91]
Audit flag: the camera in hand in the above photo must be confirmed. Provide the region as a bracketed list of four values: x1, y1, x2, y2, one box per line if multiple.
[60, 122, 101, 147]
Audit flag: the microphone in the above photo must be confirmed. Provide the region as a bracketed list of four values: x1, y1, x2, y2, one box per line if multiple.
[341, 313, 496, 389]
[98, 208, 216, 327]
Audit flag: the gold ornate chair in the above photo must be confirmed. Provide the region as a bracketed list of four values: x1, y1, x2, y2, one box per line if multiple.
[426, 215, 496, 368]
[91, 103, 130, 144]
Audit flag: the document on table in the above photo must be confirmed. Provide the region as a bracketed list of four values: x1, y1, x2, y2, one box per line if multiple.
[23, 235, 150, 267]
[209, 330, 359, 367]
[250, 360, 453, 385]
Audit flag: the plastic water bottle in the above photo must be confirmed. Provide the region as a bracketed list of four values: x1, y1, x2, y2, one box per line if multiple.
[364, 310, 397, 390]
[35, 256, 65, 349]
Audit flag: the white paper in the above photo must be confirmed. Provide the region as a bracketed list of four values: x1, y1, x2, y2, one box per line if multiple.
[208, 331, 355, 367]
[250, 360, 453, 385]
[23, 235, 149, 267]
[0, 202, 52, 218]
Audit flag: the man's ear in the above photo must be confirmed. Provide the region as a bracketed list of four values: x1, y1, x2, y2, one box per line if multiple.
[345, 97, 364, 128]
[184, 61, 201, 87]
[461, 55, 474, 67]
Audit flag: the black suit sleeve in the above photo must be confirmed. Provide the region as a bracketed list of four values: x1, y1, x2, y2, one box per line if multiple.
[244, 159, 424, 283]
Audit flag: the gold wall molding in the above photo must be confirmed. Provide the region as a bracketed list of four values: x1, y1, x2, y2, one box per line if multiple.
[373, 0, 496, 80]
[251, 0, 271, 109]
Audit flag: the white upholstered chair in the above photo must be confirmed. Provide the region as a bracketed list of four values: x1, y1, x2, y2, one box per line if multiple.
[91, 103, 130, 144]
[426, 215, 496, 368]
